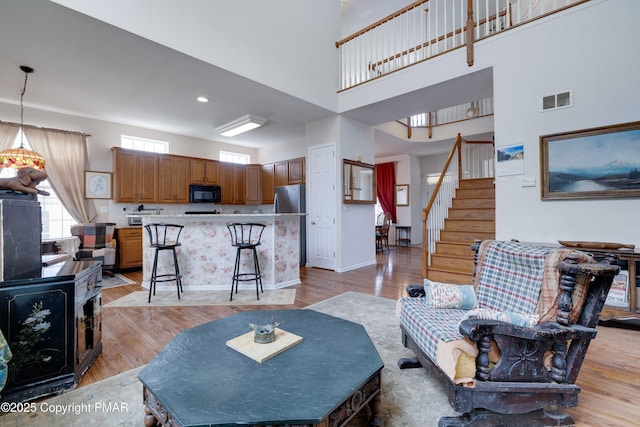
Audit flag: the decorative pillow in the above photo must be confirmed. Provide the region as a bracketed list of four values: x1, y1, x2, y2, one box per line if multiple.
[423, 279, 478, 310]
[460, 308, 539, 328]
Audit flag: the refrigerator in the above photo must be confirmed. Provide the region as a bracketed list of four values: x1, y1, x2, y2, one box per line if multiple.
[274, 184, 306, 265]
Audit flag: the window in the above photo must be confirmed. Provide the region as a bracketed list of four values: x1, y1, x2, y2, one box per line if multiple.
[121, 135, 168, 153]
[0, 132, 75, 238]
[220, 151, 250, 164]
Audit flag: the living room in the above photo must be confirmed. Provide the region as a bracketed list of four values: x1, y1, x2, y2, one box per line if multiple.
[1, 0, 639, 425]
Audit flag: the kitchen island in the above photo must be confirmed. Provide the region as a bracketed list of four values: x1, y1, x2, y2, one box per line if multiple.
[138, 213, 304, 292]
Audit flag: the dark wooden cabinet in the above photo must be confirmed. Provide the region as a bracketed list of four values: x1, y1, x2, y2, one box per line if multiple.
[0, 261, 102, 403]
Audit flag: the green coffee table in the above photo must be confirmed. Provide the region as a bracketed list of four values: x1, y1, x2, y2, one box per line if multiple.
[139, 309, 384, 427]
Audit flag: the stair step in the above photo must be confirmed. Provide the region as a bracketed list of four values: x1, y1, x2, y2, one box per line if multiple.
[447, 208, 494, 220]
[439, 230, 495, 243]
[456, 188, 495, 199]
[451, 198, 495, 209]
[430, 254, 475, 272]
[435, 241, 476, 257]
[426, 268, 473, 285]
[426, 178, 494, 283]
[444, 218, 495, 232]
[459, 178, 495, 189]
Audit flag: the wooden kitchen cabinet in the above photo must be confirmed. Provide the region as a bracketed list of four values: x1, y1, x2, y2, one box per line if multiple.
[116, 227, 143, 269]
[245, 164, 262, 205]
[220, 163, 245, 204]
[274, 161, 289, 187]
[261, 163, 275, 204]
[158, 156, 189, 203]
[190, 159, 219, 184]
[261, 157, 306, 204]
[112, 148, 158, 203]
[288, 157, 305, 183]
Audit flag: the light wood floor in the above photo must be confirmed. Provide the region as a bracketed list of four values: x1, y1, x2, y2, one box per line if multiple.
[85, 246, 638, 427]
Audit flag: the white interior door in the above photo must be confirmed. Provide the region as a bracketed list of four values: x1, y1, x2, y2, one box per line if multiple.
[307, 144, 336, 270]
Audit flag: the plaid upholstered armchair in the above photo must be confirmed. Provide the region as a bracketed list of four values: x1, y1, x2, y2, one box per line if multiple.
[399, 240, 619, 426]
[70, 222, 116, 276]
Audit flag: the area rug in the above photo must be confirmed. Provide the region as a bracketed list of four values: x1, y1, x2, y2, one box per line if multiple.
[104, 289, 297, 307]
[1, 292, 457, 426]
[101, 273, 136, 289]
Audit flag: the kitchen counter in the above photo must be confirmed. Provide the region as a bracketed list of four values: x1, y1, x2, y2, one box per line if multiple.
[128, 212, 305, 218]
[139, 214, 304, 292]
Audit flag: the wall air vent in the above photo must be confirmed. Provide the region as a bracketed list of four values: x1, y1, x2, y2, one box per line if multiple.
[541, 90, 573, 112]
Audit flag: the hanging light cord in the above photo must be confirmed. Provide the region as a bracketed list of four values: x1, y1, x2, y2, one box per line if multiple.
[19, 65, 34, 148]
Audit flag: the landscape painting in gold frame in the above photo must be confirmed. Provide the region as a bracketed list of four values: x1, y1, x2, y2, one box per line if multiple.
[540, 121, 640, 200]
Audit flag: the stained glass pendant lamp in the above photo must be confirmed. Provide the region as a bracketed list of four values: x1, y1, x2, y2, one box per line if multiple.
[0, 65, 46, 170]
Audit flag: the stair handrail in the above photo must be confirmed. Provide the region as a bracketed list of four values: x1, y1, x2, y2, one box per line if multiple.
[422, 134, 462, 278]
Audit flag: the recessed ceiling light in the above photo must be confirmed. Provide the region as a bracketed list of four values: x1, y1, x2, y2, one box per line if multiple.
[196, 96, 209, 103]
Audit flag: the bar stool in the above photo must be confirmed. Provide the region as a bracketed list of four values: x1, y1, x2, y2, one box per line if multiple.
[227, 223, 266, 301]
[145, 223, 184, 303]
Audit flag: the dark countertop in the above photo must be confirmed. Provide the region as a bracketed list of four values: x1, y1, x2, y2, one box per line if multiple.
[139, 309, 383, 426]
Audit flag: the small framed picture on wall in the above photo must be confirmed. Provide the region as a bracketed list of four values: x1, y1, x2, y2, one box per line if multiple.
[395, 184, 409, 206]
[85, 171, 112, 199]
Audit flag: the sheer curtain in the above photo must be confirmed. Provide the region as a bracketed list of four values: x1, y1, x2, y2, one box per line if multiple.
[24, 127, 95, 224]
[0, 121, 20, 151]
[376, 162, 396, 223]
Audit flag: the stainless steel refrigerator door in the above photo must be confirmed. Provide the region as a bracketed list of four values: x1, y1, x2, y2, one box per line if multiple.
[275, 184, 304, 213]
[274, 184, 306, 265]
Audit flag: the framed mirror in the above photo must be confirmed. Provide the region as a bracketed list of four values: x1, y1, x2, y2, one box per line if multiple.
[343, 159, 376, 204]
[395, 184, 409, 206]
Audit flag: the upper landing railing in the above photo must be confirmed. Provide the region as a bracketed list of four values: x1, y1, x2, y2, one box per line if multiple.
[336, 0, 589, 91]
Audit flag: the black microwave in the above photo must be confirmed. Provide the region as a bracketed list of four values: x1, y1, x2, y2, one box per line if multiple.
[189, 184, 222, 203]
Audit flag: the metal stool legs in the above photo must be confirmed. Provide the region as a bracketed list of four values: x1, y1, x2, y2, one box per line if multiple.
[227, 223, 266, 302]
[230, 245, 263, 301]
[145, 223, 184, 303]
[148, 246, 183, 303]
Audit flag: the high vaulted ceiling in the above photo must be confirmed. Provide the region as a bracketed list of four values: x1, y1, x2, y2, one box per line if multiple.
[0, 0, 492, 156]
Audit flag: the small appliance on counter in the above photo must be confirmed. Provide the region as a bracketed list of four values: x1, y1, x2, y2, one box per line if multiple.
[126, 205, 162, 226]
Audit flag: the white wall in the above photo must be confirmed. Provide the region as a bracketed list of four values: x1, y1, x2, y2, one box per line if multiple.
[337, 116, 376, 271]
[489, 0, 640, 247]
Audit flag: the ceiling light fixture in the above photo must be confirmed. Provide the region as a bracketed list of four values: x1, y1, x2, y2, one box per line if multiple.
[0, 65, 46, 170]
[215, 114, 267, 137]
[196, 96, 209, 103]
